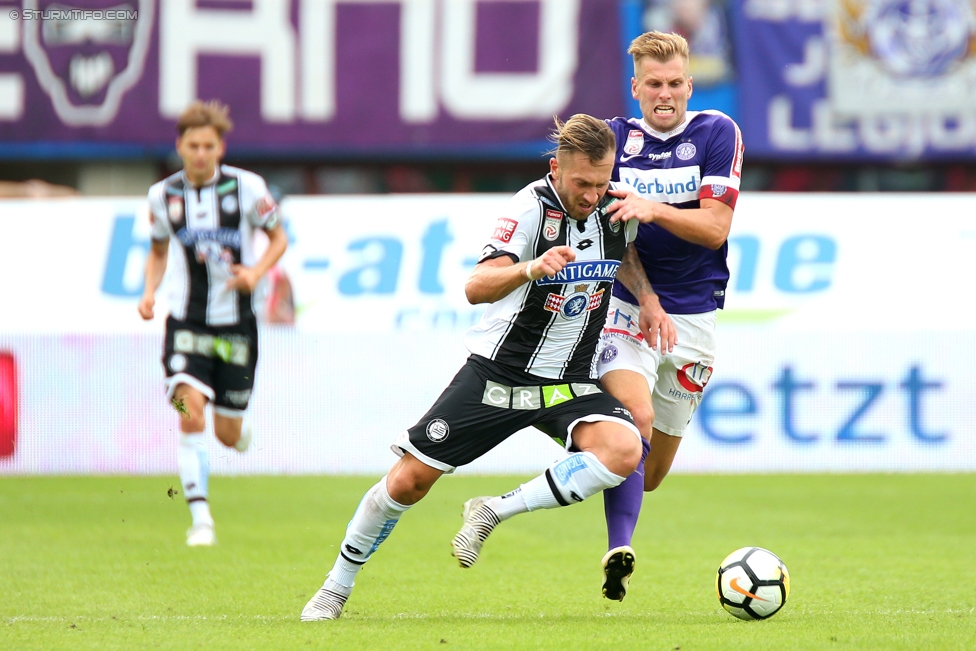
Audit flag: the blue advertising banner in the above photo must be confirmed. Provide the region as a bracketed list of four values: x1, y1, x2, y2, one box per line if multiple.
[0, 0, 625, 159]
[732, 0, 976, 161]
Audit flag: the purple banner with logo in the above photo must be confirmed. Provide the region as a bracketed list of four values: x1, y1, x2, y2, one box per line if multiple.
[732, 0, 976, 161]
[0, 0, 625, 157]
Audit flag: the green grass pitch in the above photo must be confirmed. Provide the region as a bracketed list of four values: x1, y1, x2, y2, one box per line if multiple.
[2, 474, 975, 650]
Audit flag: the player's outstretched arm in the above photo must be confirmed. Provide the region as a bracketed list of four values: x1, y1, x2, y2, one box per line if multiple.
[226, 223, 288, 293]
[606, 190, 732, 250]
[466, 245, 576, 305]
[138, 238, 169, 320]
[618, 245, 675, 352]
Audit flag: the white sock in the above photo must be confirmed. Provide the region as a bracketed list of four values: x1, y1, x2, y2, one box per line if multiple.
[485, 488, 529, 521]
[520, 451, 626, 512]
[179, 432, 212, 526]
[328, 476, 410, 588]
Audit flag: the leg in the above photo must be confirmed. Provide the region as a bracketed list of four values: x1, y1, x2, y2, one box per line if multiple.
[213, 412, 251, 451]
[172, 384, 217, 546]
[599, 368, 654, 550]
[644, 427, 682, 492]
[302, 453, 442, 621]
[452, 417, 641, 568]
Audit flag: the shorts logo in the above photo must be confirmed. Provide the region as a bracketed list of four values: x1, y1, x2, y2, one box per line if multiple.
[224, 389, 251, 407]
[624, 130, 644, 155]
[600, 344, 618, 364]
[492, 218, 517, 243]
[543, 210, 562, 241]
[481, 381, 598, 410]
[426, 418, 450, 442]
[675, 142, 697, 160]
[677, 362, 713, 393]
[221, 195, 238, 214]
[168, 353, 187, 373]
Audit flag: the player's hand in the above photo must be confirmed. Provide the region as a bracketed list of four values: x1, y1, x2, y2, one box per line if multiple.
[526, 245, 576, 280]
[137, 294, 155, 320]
[606, 188, 659, 224]
[226, 265, 259, 293]
[637, 293, 677, 352]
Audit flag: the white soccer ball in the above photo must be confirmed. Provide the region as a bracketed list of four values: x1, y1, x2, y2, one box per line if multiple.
[715, 547, 790, 620]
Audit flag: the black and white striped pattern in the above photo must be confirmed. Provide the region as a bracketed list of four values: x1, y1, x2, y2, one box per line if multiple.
[465, 176, 637, 380]
[148, 165, 278, 326]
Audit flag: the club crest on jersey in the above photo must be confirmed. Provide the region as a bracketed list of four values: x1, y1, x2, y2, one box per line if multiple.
[624, 130, 644, 155]
[545, 284, 604, 320]
[220, 194, 238, 214]
[675, 142, 697, 160]
[492, 217, 517, 243]
[543, 210, 562, 241]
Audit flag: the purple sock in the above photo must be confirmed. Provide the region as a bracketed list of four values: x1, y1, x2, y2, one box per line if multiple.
[604, 437, 650, 550]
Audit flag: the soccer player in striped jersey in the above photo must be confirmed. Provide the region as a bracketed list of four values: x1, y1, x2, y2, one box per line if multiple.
[139, 100, 287, 547]
[302, 115, 644, 621]
[596, 31, 744, 601]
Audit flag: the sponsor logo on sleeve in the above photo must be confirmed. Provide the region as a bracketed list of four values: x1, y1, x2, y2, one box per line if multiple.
[256, 195, 277, 219]
[624, 129, 644, 155]
[492, 217, 518, 243]
[543, 209, 563, 241]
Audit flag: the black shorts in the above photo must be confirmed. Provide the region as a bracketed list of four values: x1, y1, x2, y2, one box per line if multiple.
[162, 316, 258, 415]
[395, 355, 637, 471]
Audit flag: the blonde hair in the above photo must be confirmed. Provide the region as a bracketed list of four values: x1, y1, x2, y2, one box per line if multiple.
[628, 31, 689, 66]
[176, 100, 234, 137]
[548, 114, 616, 164]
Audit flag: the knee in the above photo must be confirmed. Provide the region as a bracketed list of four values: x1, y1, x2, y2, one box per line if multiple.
[601, 431, 642, 477]
[181, 413, 206, 433]
[386, 457, 440, 505]
[213, 422, 241, 448]
[629, 402, 655, 440]
[643, 470, 667, 492]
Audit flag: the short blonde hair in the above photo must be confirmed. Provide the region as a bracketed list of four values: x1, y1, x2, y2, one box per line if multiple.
[176, 100, 234, 137]
[628, 31, 689, 66]
[548, 114, 616, 164]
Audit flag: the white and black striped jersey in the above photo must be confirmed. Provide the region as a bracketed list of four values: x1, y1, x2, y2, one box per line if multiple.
[148, 165, 280, 326]
[465, 175, 638, 380]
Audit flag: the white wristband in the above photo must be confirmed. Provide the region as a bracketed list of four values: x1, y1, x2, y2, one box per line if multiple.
[524, 259, 537, 281]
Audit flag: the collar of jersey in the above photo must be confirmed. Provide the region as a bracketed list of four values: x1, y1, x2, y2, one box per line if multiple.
[181, 167, 221, 190]
[629, 112, 698, 141]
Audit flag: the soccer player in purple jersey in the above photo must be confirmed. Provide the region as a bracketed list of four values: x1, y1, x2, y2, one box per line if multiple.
[595, 31, 744, 601]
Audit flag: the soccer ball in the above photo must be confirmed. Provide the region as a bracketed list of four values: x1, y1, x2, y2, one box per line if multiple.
[716, 547, 790, 620]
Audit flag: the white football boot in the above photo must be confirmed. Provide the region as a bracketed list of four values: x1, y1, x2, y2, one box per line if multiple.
[601, 545, 636, 601]
[450, 496, 501, 569]
[186, 523, 217, 547]
[301, 578, 351, 621]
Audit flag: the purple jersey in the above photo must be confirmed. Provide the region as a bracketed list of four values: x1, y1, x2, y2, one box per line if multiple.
[607, 111, 744, 314]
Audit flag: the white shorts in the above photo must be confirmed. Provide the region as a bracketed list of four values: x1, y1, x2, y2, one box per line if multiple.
[596, 296, 716, 437]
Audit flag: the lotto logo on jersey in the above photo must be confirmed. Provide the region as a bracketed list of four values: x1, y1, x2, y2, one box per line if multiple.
[624, 130, 644, 155]
[492, 218, 518, 243]
[543, 210, 562, 241]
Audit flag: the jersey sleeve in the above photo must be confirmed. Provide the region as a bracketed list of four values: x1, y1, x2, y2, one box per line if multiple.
[477, 190, 542, 264]
[698, 113, 744, 210]
[147, 182, 171, 242]
[239, 172, 280, 231]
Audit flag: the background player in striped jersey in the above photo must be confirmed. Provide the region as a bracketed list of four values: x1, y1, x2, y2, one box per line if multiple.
[302, 115, 644, 621]
[138, 100, 288, 547]
[595, 31, 744, 601]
